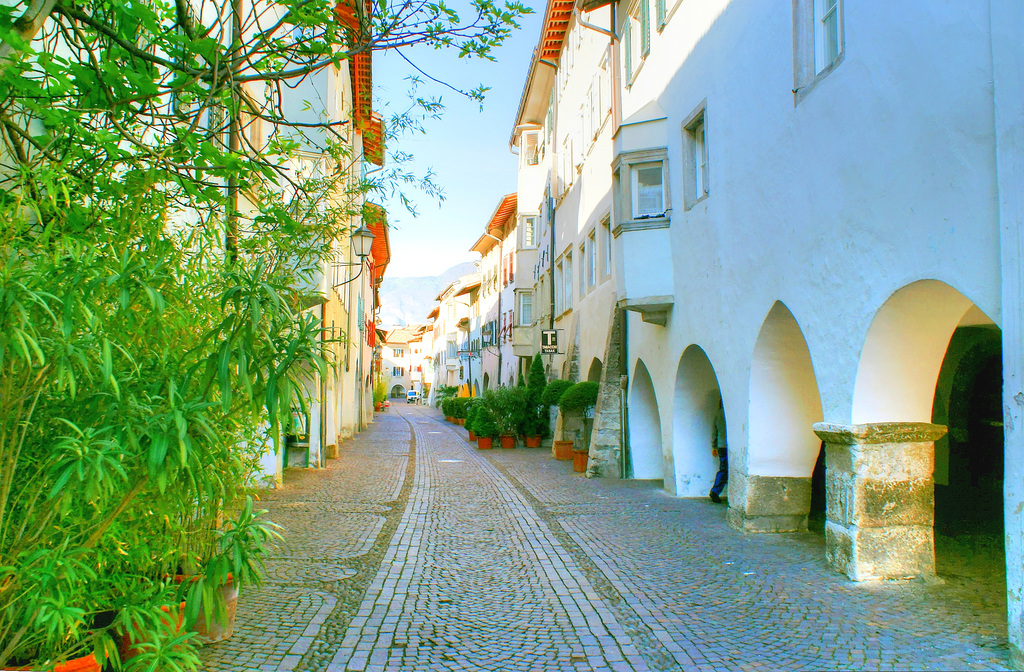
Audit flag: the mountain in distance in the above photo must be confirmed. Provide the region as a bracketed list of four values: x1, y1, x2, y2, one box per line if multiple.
[378, 261, 477, 328]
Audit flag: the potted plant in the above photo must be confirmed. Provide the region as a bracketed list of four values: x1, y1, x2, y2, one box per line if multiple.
[539, 379, 573, 459]
[520, 406, 546, 448]
[559, 382, 600, 471]
[484, 387, 527, 449]
[373, 378, 388, 412]
[465, 402, 481, 441]
[472, 406, 498, 449]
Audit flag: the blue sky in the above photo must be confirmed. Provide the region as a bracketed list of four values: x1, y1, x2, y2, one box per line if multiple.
[375, 6, 543, 278]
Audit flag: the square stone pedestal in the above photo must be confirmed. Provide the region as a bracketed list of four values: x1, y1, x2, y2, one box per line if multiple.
[727, 475, 812, 533]
[813, 422, 947, 581]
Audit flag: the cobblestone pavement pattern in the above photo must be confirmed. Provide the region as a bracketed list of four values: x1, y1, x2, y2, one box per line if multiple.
[199, 404, 1010, 672]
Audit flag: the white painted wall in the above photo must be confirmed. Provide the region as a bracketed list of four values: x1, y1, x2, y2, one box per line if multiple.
[613, 0, 1003, 504]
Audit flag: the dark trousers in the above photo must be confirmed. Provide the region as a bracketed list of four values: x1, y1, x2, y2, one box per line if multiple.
[710, 448, 728, 496]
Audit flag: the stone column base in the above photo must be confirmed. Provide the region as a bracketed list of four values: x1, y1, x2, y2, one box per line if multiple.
[727, 476, 811, 533]
[813, 422, 946, 581]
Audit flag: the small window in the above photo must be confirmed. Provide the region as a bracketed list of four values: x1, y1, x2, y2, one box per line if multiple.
[794, 0, 844, 101]
[624, 0, 650, 83]
[587, 230, 597, 288]
[601, 217, 612, 276]
[522, 130, 540, 166]
[683, 105, 709, 209]
[815, 0, 841, 74]
[519, 292, 533, 326]
[554, 260, 564, 314]
[632, 163, 664, 218]
[563, 251, 573, 310]
[394, 348, 404, 357]
[521, 215, 537, 247]
[579, 243, 586, 297]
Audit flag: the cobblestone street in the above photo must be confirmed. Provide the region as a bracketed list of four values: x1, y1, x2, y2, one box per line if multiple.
[199, 404, 1011, 672]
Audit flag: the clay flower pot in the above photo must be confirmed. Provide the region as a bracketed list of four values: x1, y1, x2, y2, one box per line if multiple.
[500, 435, 516, 449]
[445, 416, 454, 423]
[553, 440, 574, 461]
[468, 430, 477, 441]
[573, 449, 589, 473]
[456, 418, 465, 426]
[525, 435, 541, 448]
[11, 653, 101, 672]
[477, 437, 493, 449]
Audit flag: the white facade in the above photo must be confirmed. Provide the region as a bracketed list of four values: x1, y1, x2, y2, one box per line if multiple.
[512, 4, 620, 386]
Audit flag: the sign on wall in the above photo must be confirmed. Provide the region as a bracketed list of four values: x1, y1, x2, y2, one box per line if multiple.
[541, 329, 559, 354]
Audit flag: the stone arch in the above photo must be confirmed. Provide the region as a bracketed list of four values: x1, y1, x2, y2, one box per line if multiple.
[853, 280, 984, 423]
[629, 360, 663, 480]
[473, 379, 480, 397]
[483, 373, 490, 391]
[748, 302, 824, 477]
[587, 358, 603, 383]
[671, 345, 723, 497]
[390, 384, 406, 398]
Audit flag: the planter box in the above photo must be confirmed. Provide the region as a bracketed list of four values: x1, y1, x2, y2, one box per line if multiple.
[445, 416, 454, 423]
[500, 435, 516, 449]
[524, 435, 542, 448]
[456, 418, 466, 426]
[477, 437, 493, 449]
[553, 440, 574, 461]
[573, 449, 589, 473]
[468, 430, 477, 441]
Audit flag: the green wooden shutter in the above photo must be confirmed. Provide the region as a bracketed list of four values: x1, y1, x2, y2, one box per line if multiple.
[640, 0, 650, 57]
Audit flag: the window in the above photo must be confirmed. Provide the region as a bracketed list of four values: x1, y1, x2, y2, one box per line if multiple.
[579, 243, 587, 297]
[794, 0, 843, 101]
[683, 104, 709, 208]
[521, 215, 538, 248]
[393, 348, 404, 357]
[587, 230, 597, 288]
[554, 259, 564, 314]
[563, 251, 573, 310]
[600, 217, 612, 276]
[519, 292, 533, 326]
[522, 130, 540, 166]
[613, 148, 670, 228]
[815, 0, 841, 74]
[632, 163, 664, 218]
[392, 366, 405, 377]
[624, 0, 650, 83]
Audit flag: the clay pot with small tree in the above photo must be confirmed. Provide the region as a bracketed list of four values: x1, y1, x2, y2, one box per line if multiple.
[559, 382, 600, 473]
[472, 407, 498, 449]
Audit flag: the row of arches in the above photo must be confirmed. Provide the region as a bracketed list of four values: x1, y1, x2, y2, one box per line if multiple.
[627, 280, 1002, 537]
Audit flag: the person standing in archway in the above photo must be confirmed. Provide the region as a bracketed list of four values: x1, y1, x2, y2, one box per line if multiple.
[710, 401, 728, 503]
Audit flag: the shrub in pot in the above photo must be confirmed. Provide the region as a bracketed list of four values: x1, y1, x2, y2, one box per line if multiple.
[472, 407, 498, 449]
[539, 379, 573, 409]
[483, 387, 528, 442]
[558, 381, 600, 416]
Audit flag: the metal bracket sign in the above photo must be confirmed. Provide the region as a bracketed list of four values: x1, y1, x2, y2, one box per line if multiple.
[541, 329, 559, 354]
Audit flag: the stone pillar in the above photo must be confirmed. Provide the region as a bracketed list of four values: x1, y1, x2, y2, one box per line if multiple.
[812, 422, 946, 581]
[727, 475, 812, 533]
[588, 308, 625, 478]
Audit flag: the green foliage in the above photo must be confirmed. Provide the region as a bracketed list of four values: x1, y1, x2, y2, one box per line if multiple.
[558, 382, 600, 415]
[471, 406, 498, 439]
[465, 403, 479, 433]
[0, 0, 531, 665]
[527, 354, 547, 403]
[433, 385, 458, 409]
[373, 378, 388, 405]
[483, 387, 528, 437]
[450, 397, 471, 419]
[540, 379, 573, 408]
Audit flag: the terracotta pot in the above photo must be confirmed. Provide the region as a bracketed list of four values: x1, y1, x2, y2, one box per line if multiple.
[194, 578, 239, 643]
[445, 416, 454, 423]
[525, 435, 542, 448]
[119, 602, 186, 662]
[553, 440, 574, 461]
[500, 435, 516, 449]
[456, 418, 466, 426]
[374, 402, 382, 412]
[477, 437, 493, 449]
[573, 449, 589, 473]
[468, 430, 476, 441]
[9, 653, 101, 672]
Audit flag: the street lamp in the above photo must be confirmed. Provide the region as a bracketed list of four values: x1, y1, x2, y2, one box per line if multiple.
[332, 225, 375, 287]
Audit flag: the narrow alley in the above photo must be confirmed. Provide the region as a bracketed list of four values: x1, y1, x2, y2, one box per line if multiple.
[199, 405, 1009, 672]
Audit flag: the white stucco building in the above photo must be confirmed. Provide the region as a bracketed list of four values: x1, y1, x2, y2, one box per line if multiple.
[505, 0, 1024, 660]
